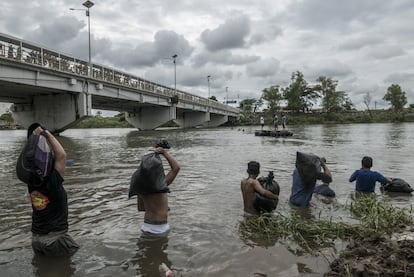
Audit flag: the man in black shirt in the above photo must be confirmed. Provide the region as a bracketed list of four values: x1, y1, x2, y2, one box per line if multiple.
[22, 123, 79, 257]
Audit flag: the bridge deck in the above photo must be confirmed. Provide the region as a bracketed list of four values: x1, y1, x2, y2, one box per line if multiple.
[0, 33, 239, 115]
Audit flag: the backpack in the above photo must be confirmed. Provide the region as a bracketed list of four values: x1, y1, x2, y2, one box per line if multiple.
[16, 134, 54, 186]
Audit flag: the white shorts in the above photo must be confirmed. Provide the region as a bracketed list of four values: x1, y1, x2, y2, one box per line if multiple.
[141, 222, 170, 235]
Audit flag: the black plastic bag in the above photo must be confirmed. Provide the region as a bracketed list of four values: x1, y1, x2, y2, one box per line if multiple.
[295, 152, 321, 185]
[254, 171, 280, 213]
[382, 178, 413, 193]
[129, 153, 169, 198]
[16, 134, 54, 186]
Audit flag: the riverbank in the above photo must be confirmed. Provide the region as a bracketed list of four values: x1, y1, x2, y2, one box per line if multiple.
[240, 109, 414, 126]
[325, 229, 414, 276]
[3, 109, 414, 129]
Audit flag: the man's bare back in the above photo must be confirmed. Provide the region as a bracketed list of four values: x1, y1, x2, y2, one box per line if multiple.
[241, 161, 279, 216]
[241, 177, 262, 215]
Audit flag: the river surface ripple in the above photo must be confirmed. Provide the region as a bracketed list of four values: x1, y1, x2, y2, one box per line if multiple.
[1, 123, 414, 276]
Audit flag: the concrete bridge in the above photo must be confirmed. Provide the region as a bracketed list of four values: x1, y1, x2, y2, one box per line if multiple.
[0, 33, 240, 133]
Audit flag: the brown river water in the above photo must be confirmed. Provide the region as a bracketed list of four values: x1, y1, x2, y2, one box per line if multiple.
[1, 123, 414, 277]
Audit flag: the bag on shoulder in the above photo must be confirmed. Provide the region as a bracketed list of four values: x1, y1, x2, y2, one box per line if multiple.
[129, 153, 169, 198]
[16, 133, 54, 186]
[295, 152, 321, 184]
[382, 178, 413, 193]
[254, 171, 280, 213]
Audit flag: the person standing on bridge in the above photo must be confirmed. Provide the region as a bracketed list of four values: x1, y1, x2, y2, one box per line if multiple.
[16, 123, 79, 257]
[130, 140, 180, 235]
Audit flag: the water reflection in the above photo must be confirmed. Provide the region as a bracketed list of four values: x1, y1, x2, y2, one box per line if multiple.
[132, 232, 172, 277]
[32, 254, 75, 277]
[385, 123, 406, 148]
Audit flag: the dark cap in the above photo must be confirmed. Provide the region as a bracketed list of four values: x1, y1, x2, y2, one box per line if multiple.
[247, 161, 260, 175]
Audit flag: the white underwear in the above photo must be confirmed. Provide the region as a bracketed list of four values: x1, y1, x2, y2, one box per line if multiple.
[141, 222, 170, 234]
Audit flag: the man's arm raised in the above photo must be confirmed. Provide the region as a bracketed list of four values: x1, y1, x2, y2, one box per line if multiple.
[155, 147, 180, 185]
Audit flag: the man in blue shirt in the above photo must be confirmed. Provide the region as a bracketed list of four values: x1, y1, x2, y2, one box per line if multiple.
[349, 156, 392, 193]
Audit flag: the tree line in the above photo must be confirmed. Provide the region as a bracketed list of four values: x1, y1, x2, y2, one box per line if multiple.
[239, 71, 409, 116]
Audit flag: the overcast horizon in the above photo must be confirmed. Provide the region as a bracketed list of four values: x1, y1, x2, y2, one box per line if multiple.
[1, 0, 414, 112]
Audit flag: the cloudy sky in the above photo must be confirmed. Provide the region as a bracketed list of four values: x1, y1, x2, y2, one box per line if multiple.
[1, 0, 414, 110]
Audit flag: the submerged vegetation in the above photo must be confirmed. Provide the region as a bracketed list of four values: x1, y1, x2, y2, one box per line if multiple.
[239, 196, 413, 254]
[239, 211, 358, 253]
[350, 196, 413, 233]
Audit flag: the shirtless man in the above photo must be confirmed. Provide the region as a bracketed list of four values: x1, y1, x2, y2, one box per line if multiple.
[241, 161, 279, 216]
[138, 146, 180, 235]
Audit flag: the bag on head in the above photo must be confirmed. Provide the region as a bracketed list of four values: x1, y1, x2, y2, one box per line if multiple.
[129, 152, 169, 198]
[16, 134, 54, 186]
[295, 152, 321, 184]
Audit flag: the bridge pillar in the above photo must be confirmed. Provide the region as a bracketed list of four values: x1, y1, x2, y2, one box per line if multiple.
[11, 93, 92, 133]
[204, 113, 228, 128]
[174, 111, 209, 128]
[126, 106, 176, 130]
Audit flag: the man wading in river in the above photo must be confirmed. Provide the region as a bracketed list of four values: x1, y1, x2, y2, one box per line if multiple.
[16, 123, 79, 257]
[241, 161, 279, 216]
[130, 140, 180, 235]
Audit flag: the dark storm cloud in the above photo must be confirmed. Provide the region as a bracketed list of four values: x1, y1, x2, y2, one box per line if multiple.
[1, 0, 414, 107]
[26, 16, 85, 48]
[200, 15, 250, 51]
[102, 30, 193, 69]
[248, 21, 283, 46]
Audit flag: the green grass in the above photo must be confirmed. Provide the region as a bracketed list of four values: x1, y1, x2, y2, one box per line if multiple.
[239, 197, 413, 253]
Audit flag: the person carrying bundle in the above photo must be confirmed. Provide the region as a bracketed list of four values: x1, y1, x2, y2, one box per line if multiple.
[289, 152, 332, 207]
[240, 161, 279, 216]
[129, 140, 180, 235]
[16, 123, 79, 257]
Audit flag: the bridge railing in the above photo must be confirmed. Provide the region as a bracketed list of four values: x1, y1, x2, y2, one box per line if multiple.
[0, 33, 239, 114]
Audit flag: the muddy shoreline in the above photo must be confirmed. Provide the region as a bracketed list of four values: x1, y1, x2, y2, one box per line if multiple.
[324, 228, 414, 276]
